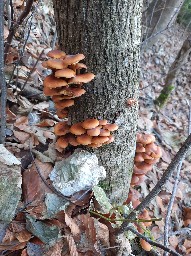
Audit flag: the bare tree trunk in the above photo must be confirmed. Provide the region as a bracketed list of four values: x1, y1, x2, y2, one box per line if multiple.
[155, 35, 191, 107]
[52, 0, 143, 204]
[0, 0, 7, 144]
[142, 0, 184, 49]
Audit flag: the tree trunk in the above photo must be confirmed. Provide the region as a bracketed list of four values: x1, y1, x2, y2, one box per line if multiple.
[52, 0, 143, 204]
[142, 0, 184, 49]
[155, 35, 191, 107]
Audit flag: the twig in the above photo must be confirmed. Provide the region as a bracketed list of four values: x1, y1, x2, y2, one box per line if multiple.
[117, 134, 191, 234]
[4, 0, 34, 62]
[0, 0, 7, 144]
[164, 99, 191, 255]
[163, 161, 183, 255]
[157, 227, 191, 241]
[20, 50, 44, 91]
[127, 226, 181, 256]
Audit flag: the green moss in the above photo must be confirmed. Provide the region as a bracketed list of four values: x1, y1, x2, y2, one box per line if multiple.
[154, 85, 174, 108]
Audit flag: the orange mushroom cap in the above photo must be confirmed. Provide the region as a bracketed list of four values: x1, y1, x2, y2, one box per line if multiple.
[55, 68, 76, 78]
[131, 174, 145, 186]
[56, 109, 68, 119]
[43, 59, 67, 69]
[66, 134, 79, 146]
[55, 99, 74, 109]
[92, 136, 109, 144]
[87, 127, 101, 136]
[69, 123, 86, 135]
[81, 119, 99, 129]
[56, 136, 68, 149]
[43, 86, 62, 96]
[47, 49, 66, 59]
[104, 123, 118, 131]
[144, 158, 159, 165]
[99, 129, 110, 137]
[54, 122, 70, 136]
[134, 153, 145, 162]
[137, 133, 155, 145]
[136, 143, 146, 153]
[104, 135, 115, 144]
[140, 239, 151, 252]
[76, 134, 92, 145]
[88, 143, 103, 148]
[43, 75, 68, 89]
[99, 119, 108, 126]
[135, 162, 153, 172]
[68, 73, 95, 84]
[62, 54, 85, 65]
[133, 165, 148, 176]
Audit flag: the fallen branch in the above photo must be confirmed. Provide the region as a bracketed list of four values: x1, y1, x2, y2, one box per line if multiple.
[4, 0, 34, 62]
[127, 226, 181, 256]
[117, 134, 191, 234]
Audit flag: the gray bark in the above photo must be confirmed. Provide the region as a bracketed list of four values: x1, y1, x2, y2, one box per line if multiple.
[142, 0, 184, 49]
[0, 0, 6, 144]
[155, 35, 191, 107]
[52, 0, 143, 203]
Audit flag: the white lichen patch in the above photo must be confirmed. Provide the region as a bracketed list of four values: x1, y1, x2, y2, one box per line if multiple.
[49, 150, 106, 196]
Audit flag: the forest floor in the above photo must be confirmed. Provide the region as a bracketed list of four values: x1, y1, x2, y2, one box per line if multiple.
[1, 1, 191, 255]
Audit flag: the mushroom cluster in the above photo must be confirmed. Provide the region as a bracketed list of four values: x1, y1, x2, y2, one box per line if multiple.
[54, 118, 118, 151]
[42, 49, 95, 118]
[131, 133, 162, 186]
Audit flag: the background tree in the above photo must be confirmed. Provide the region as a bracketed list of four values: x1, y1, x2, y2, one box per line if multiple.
[52, 0, 143, 203]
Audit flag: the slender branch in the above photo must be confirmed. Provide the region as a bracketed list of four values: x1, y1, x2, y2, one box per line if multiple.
[127, 227, 181, 256]
[163, 161, 183, 255]
[118, 134, 191, 234]
[0, 0, 7, 144]
[164, 101, 191, 255]
[90, 210, 162, 223]
[4, 0, 34, 61]
[20, 50, 44, 91]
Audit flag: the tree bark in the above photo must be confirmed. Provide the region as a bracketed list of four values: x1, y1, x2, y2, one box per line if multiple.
[52, 0, 143, 204]
[155, 35, 191, 107]
[142, 0, 184, 49]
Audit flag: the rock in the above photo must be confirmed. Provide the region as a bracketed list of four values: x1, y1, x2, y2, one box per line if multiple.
[49, 150, 106, 196]
[0, 144, 21, 222]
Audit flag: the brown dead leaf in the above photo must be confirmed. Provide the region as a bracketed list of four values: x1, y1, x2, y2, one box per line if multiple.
[161, 147, 171, 163]
[14, 229, 32, 243]
[169, 235, 179, 248]
[21, 249, 29, 256]
[156, 196, 166, 214]
[22, 159, 53, 217]
[65, 213, 81, 237]
[43, 131, 55, 140]
[44, 240, 64, 256]
[37, 119, 55, 127]
[66, 235, 79, 256]
[13, 130, 30, 143]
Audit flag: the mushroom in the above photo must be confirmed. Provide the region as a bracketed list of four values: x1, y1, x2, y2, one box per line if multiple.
[43, 75, 68, 89]
[54, 122, 70, 136]
[99, 129, 110, 136]
[68, 73, 95, 84]
[62, 54, 85, 65]
[69, 123, 86, 135]
[76, 134, 92, 145]
[81, 119, 99, 129]
[47, 49, 66, 59]
[140, 239, 151, 252]
[135, 162, 153, 172]
[99, 119, 108, 126]
[136, 143, 145, 153]
[55, 68, 76, 78]
[55, 136, 68, 149]
[43, 59, 67, 69]
[137, 133, 155, 145]
[55, 99, 75, 109]
[133, 165, 148, 176]
[56, 109, 68, 119]
[87, 127, 101, 136]
[92, 136, 109, 144]
[130, 174, 145, 186]
[66, 134, 79, 146]
[104, 123, 118, 131]
[134, 153, 145, 162]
